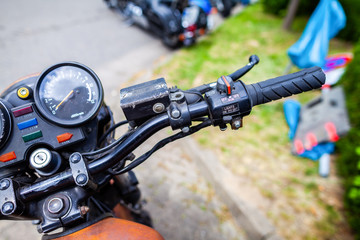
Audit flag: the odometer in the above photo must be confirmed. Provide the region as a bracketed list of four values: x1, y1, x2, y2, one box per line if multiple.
[34, 62, 103, 126]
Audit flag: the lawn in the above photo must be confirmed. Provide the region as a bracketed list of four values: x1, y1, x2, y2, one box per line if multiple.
[154, 3, 353, 240]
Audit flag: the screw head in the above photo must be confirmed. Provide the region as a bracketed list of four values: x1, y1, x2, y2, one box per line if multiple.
[80, 206, 90, 216]
[0, 179, 10, 190]
[182, 127, 190, 133]
[47, 197, 64, 214]
[234, 120, 241, 129]
[70, 153, 81, 163]
[2, 201, 14, 215]
[171, 109, 181, 119]
[153, 103, 165, 113]
[76, 174, 88, 185]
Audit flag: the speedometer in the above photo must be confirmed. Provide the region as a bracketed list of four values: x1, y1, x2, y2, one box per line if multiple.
[0, 101, 11, 149]
[34, 62, 103, 126]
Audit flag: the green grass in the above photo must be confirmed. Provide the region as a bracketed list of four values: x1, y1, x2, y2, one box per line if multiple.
[155, 3, 353, 239]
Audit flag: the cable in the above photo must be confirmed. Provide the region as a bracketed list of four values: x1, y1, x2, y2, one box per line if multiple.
[106, 105, 116, 139]
[98, 120, 129, 145]
[182, 89, 204, 101]
[82, 131, 133, 157]
[110, 119, 211, 175]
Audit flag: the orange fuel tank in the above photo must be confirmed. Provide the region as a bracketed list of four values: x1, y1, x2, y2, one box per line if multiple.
[53, 218, 165, 240]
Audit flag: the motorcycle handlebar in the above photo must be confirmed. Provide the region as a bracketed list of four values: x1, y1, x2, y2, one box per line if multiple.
[245, 67, 325, 106]
[18, 67, 325, 202]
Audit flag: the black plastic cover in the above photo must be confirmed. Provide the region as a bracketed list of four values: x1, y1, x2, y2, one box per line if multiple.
[120, 78, 170, 126]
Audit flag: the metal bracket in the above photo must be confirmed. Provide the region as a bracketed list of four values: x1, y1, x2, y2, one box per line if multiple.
[0, 178, 17, 215]
[168, 100, 191, 130]
[69, 153, 96, 189]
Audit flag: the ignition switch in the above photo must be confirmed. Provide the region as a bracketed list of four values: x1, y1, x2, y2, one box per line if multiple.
[29, 148, 62, 176]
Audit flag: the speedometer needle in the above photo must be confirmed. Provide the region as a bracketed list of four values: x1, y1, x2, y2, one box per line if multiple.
[56, 90, 74, 110]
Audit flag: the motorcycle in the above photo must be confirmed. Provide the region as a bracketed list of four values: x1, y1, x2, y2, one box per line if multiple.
[104, 0, 211, 48]
[181, 0, 213, 46]
[0, 55, 325, 239]
[211, 0, 234, 17]
[211, 0, 251, 17]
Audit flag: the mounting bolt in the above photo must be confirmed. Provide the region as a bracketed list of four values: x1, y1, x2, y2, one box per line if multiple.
[70, 153, 81, 163]
[47, 197, 64, 214]
[0, 179, 10, 190]
[2, 201, 14, 215]
[182, 127, 190, 133]
[171, 109, 181, 119]
[76, 174, 88, 185]
[80, 206, 90, 216]
[234, 120, 241, 129]
[153, 103, 165, 113]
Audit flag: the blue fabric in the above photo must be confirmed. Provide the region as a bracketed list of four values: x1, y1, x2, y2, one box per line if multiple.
[283, 100, 301, 140]
[287, 0, 346, 69]
[190, 0, 212, 14]
[300, 142, 335, 161]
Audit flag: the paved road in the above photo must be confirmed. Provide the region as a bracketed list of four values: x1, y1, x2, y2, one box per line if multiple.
[0, 1, 246, 240]
[0, 0, 170, 84]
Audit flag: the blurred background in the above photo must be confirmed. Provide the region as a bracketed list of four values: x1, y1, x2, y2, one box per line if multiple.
[0, 0, 359, 239]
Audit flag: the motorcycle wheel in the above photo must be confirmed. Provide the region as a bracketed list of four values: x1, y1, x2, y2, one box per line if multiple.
[217, 0, 233, 18]
[162, 34, 182, 49]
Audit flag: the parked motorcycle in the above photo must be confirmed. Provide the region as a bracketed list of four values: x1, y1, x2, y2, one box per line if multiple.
[104, 0, 211, 48]
[211, 0, 234, 17]
[0, 56, 325, 239]
[211, 0, 251, 17]
[181, 0, 213, 46]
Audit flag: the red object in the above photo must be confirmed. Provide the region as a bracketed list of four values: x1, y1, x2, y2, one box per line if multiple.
[0, 151, 16, 163]
[13, 106, 33, 117]
[294, 139, 305, 154]
[325, 122, 340, 142]
[187, 24, 197, 32]
[57, 133, 73, 143]
[321, 84, 331, 90]
[221, 76, 231, 94]
[306, 132, 318, 147]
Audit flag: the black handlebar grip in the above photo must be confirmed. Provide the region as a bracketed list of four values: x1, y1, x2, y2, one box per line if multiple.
[245, 67, 326, 106]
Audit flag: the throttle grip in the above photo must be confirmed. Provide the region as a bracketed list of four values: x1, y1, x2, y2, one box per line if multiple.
[245, 67, 325, 106]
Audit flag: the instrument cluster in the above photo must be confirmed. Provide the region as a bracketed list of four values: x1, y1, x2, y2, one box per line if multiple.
[0, 62, 104, 172]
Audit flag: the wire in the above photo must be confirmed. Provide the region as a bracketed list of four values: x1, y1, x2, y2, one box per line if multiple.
[82, 131, 133, 157]
[98, 120, 129, 145]
[107, 105, 116, 139]
[110, 119, 211, 175]
[181, 89, 204, 102]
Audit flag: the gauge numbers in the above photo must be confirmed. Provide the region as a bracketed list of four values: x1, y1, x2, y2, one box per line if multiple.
[35, 63, 103, 126]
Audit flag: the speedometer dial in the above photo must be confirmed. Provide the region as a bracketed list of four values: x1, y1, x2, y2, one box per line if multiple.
[0, 101, 11, 149]
[34, 62, 103, 126]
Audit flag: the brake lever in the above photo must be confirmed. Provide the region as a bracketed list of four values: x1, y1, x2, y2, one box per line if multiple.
[228, 55, 260, 81]
[189, 55, 259, 94]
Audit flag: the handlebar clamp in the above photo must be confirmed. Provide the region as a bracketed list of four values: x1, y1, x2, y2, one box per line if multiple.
[69, 153, 97, 190]
[168, 97, 191, 130]
[0, 178, 19, 216]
